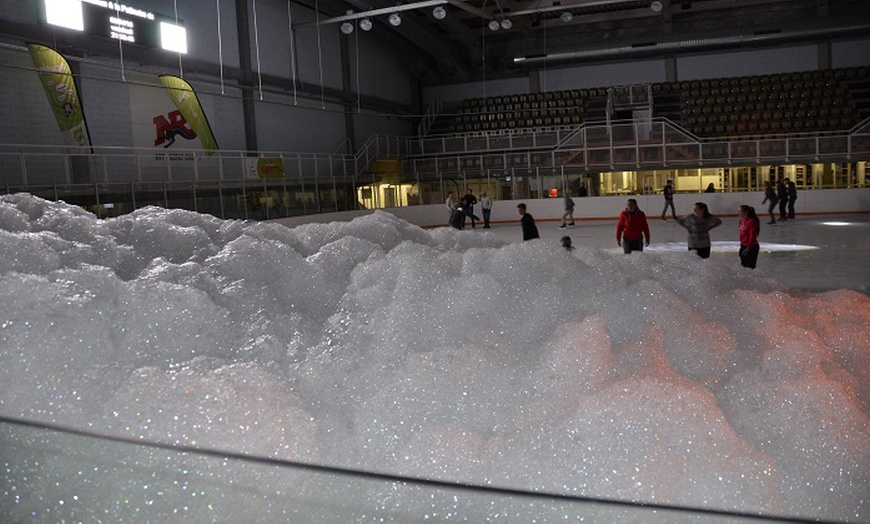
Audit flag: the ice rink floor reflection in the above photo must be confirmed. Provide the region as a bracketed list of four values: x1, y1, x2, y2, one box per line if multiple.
[469, 212, 870, 294]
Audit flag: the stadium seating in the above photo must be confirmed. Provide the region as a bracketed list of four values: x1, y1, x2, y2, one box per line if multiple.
[444, 66, 870, 138]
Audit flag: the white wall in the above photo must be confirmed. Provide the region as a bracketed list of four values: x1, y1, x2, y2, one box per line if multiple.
[832, 39, 870, 69]
[422, 77, 530, 105]
[677, 45, 819, 80]
[0, 0, 414, 155]
[273, 189, 870, 229]
[542, 59, 668, 91]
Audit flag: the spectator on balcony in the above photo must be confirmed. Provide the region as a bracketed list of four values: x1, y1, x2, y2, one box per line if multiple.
[705, 183, 716, 193]
[661, 179, 677, 221]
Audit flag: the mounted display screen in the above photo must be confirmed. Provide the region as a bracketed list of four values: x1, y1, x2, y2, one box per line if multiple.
[41, 0, 187, 53]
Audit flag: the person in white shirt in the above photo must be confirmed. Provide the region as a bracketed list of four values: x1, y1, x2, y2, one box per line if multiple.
[445, 191, 457, 225]
[480, 191, 493, 228]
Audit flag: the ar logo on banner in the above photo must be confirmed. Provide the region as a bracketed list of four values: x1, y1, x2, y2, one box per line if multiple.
[154, 110, 197, 148]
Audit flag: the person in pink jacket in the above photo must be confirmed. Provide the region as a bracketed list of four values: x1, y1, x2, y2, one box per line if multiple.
[616, 199, 651, 254]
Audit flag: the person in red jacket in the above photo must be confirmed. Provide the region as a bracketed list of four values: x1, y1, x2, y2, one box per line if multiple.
[738, 204, 761, 268]
[616, 199, 651, 254]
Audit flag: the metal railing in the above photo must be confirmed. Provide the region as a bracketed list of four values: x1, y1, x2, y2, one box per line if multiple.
[3, 119, 868, 219]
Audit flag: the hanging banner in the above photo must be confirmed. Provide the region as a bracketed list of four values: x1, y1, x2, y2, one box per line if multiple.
[158, 75, 218, 156]
[27, 43, 90, 147]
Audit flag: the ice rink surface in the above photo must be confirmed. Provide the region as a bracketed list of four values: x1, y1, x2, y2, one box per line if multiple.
[456, 211, 870, 294]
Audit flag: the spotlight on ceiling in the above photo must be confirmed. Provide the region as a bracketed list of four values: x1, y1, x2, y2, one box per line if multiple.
[488, 19, 500, 31]
[340, 21, 354, 34]
[500, 18, 512, 30]
[560, 11, 573, 23]
[432, 6, 446, 20]
[388, 12, 401, 26]
[650, 0, 663, 12]
[359, 18, 373, 31]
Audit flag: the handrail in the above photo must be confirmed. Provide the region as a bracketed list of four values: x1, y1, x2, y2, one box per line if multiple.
[416, 96, 443, 138]
[3, 118, 868, 188]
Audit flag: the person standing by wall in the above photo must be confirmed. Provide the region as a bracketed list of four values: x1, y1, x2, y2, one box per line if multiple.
[661, 179, 677, 221]
[762, 181, 778, 224]
[676, 202, 723, 258]
[461, 189, 478, 228]
[516, 203, 539, 241]
[480, 191, 493, 228]
[559, 189, 575, 229]
[738, 204, 761, 269]
[617, 198, 651, 254]
[445, 191, 457, 225]
[785, 177, 798, 219]
[776, 179, 789, 221]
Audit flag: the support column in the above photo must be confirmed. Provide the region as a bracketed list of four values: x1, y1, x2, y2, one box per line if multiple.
[235, 0, 258, 152]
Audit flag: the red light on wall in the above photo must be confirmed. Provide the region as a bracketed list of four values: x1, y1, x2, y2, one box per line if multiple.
[548, 188, 558, 198]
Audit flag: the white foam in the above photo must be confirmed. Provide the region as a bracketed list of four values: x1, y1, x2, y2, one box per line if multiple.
[1, 194, 868, 521]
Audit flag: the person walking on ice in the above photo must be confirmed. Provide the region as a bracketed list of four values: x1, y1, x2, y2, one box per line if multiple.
[517, 203, 540, 241]
[676, 202, 722, 259]
[559, 189, 575, 229]
[617, 198, 651, 254]
[661, 179, 677, 221]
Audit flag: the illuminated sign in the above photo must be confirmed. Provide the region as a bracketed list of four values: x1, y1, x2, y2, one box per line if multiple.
[42, 0, 187, 53]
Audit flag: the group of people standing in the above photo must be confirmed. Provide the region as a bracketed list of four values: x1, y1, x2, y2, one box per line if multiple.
[762, 178, 798, 224]
[446, 189, 493, 230]
[615, 198, 761, 268]
[447, 184, 777, 270]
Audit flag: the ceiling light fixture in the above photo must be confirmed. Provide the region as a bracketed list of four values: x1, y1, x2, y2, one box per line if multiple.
[388, 12, 401, 26]
[650, 1, 663, 12]
[359, 18, 373, 31]
[340, 10, 355, 34]
[432, 6, 446, 20]
[500, 18, 512, 30]
[488, 19, 500, 31]
[560, 11, 573, 23]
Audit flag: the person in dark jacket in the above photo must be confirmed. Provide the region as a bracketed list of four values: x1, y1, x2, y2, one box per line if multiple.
[616, 199, 651, 254]
[516, 203, 539, 241]
[785, 177, 798, 219]
[559, 190, 575, 228]
[762, 181, 778, 225]
[776, 179, 789, 221]
[448, 205, 465, 230]
[661, 179, 677, 220]
[460, 189, 479, 228]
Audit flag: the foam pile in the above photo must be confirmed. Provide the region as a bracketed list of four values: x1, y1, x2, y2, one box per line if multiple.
[0, 194, 867, 521]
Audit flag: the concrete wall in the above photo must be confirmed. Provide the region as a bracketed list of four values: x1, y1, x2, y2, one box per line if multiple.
[273, 188, 870, 229]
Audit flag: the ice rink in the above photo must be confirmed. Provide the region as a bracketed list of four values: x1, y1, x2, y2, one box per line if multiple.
[451, 211, 870, 294]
